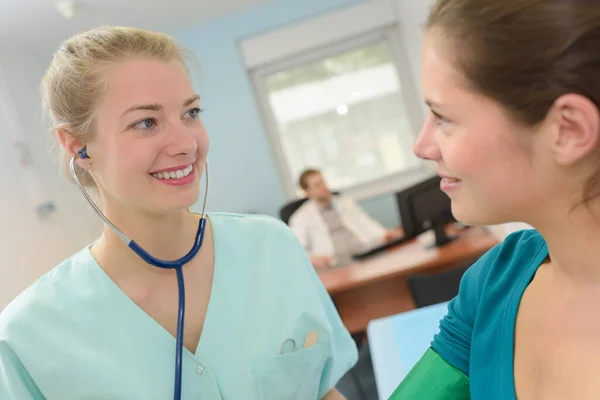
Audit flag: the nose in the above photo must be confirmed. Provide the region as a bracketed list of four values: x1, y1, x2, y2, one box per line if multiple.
[413, 115, 441, 161]
[165, 119, 198, 157]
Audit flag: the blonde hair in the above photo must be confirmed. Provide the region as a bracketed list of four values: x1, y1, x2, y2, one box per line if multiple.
[41, 26, 192, 186]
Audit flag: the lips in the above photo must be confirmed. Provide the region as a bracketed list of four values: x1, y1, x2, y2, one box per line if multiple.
[439, 173, 462, 192]
[441, 176, 461, 183]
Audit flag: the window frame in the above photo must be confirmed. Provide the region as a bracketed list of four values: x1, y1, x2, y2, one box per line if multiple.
[250, 25, 431, 201]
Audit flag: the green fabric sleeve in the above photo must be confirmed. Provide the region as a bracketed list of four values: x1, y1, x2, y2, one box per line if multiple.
[388, 347, 470, 400]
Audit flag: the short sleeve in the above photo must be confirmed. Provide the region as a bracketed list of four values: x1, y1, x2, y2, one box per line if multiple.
[286, 224, 359, 398]
[304, 258, 359, 398]
[0, 341, 45, 400]
[430, 244, 500, 376]
[391, 228, 546, 398]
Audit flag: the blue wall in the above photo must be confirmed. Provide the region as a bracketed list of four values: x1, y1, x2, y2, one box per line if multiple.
[171, 0, 401, 227]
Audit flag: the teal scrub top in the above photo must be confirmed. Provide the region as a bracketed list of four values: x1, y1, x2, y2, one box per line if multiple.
[429, 229, 549, 399]
[0, 213, 358, 399]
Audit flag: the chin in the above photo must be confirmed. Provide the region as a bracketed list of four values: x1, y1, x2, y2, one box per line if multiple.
[152, 192, 201, 215]
[176, 193, 202, 212]
[450, 202, 500, 227]
[156, 203, 197, 215]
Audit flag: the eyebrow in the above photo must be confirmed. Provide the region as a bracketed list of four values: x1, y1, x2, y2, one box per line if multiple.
[121, 94, 201, 117]
[425, 100, 441, 108]
[183, 94, 201, 107]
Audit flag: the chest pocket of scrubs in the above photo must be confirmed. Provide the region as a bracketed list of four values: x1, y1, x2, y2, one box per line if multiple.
[254, 342, 328, 400]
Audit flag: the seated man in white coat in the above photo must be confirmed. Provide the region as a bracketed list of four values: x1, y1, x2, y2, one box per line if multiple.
[290, 169, 403, 268]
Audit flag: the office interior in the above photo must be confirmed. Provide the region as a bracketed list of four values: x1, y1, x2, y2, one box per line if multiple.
[0, 0, 532, 398]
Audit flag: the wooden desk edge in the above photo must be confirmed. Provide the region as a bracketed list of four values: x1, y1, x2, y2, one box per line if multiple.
[320, 227, 499, 294]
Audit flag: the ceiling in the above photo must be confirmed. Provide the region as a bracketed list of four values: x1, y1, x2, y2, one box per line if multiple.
[0, 0, 271, 55]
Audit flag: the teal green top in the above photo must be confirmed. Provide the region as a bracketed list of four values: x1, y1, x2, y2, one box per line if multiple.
[0, 213, 358, 399]
[429, 229, 549, 399]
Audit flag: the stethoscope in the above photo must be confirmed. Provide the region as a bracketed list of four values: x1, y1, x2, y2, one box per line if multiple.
[70, 146, 209, 400]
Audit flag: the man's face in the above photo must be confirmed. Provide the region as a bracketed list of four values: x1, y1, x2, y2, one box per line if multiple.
[304, 173, 332, 202]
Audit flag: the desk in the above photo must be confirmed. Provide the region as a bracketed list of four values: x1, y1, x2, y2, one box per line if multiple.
[367, 302, 450, 400]
[318, 226, 497, 333]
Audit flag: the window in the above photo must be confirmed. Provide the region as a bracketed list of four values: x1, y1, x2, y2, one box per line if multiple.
[251, 28, 427, 200]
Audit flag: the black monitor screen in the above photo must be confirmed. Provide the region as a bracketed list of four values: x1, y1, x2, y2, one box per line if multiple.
[411, 185, 453, 231]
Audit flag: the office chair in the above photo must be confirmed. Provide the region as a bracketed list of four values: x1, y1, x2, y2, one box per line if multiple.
[407, 260, 474, 308]
[279, 198, 309, 225]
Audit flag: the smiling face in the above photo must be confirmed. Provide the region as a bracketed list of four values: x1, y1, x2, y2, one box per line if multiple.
[85, 58, 209, 216]
[413, 31, 555, 226]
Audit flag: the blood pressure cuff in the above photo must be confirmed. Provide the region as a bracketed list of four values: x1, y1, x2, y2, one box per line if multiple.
[388, 347, 470, 400]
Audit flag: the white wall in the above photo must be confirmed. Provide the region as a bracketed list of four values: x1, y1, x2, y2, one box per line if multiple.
[0, 50, 101, 310]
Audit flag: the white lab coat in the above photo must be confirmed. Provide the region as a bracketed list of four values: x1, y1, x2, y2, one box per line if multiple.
[289, 196, 387, 257]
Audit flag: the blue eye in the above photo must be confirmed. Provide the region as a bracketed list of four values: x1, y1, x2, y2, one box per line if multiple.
[184, 107, 203, 120]
[131, 118, 157, 130]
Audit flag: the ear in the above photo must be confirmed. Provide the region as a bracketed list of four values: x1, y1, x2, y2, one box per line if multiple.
[56, 127, 91, 169]
[550, 94, 600, 166]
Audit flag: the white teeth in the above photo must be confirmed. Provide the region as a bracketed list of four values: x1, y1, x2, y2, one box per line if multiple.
[151, 165, 193, 180]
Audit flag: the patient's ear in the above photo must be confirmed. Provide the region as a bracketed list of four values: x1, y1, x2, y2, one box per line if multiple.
[549, 94, 600, 166]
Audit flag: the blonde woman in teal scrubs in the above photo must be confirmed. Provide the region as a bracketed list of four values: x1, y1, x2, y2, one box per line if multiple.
[0, 27, 357, 399]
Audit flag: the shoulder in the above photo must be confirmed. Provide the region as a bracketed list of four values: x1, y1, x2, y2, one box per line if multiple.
[462, 228, 547, 298]
[335, 195, 355, 207]
[430, 229, 546, 375]
[209, 212, 299, 246]
[209, 211, 291, 233]
[483, 228, 545, 266]
[209, 212, 315, 274]
[0, 252, 93, 373]
[334, 196, 362, 214]
[289, 200, 315, 222]
[0, 249, 90, 339]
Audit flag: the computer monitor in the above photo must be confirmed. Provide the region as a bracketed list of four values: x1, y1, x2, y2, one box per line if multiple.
[396, 176, 458, 248]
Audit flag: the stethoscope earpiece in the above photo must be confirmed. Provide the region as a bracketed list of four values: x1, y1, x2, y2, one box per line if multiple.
[77, 146, 90, 160]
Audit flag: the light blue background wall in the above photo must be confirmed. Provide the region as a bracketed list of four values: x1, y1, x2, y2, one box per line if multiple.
[171, 0, 401, 228]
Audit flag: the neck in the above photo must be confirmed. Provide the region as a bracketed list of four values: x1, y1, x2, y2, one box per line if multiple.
[92, 202, 203, 278]
[530, 199, 600, 284]
[314, 197, 332, 208]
